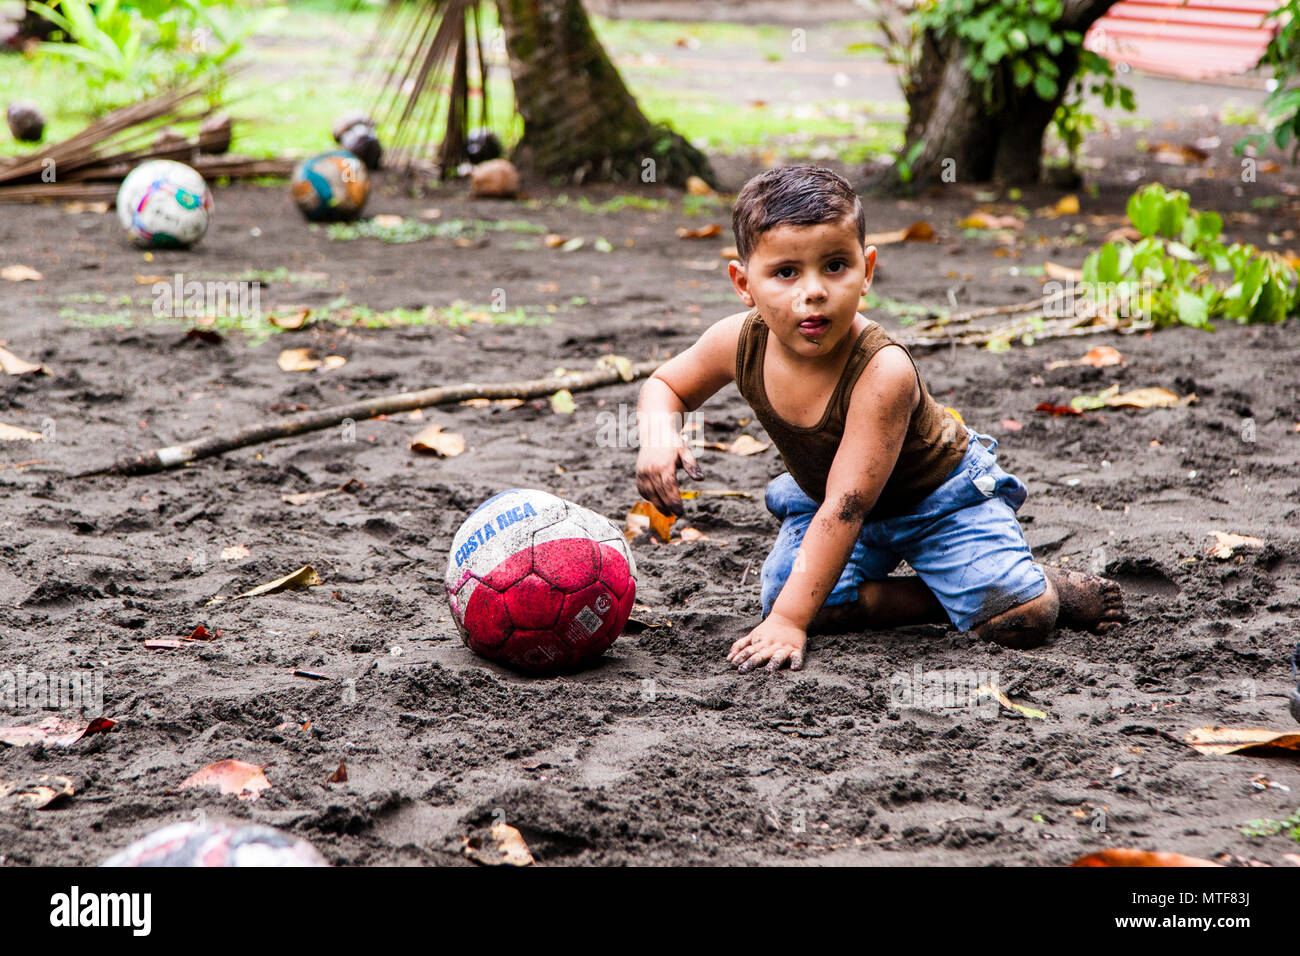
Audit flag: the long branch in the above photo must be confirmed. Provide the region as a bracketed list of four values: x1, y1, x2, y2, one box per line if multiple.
[72, 359, 663, 478]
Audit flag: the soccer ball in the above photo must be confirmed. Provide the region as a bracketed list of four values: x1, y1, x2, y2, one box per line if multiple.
[101, 821, 327, 867]
[290, 150, 369, 222]
[445, 489, 638, 674]
[116, 159, 213, 248]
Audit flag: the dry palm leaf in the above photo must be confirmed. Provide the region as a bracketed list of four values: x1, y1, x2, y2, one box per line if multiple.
[1184, 726, 1300, 757]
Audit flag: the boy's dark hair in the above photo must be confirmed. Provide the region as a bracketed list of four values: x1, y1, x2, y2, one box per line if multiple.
[730, 165, 865, 262]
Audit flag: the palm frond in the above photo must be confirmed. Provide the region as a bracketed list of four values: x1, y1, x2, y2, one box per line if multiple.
[362, 0, 493, 175]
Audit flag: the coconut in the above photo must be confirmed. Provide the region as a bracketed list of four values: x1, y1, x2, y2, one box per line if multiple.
[469, 158, 519, 199]
[6, 100, 45, 142]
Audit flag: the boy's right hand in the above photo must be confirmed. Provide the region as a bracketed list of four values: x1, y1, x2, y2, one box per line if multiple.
[635, 441, 703, 518]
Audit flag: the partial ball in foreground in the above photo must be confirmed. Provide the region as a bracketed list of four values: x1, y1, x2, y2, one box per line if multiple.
[290, 150, 369, 222]
[445, 490, 637, 674]
[102, 821, 327, 867]
[116, 159, 213, 249]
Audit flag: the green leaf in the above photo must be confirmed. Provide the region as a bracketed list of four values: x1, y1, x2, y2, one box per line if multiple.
[1026, 19, 1050, 44]
[550, 389, 576, 414]
[1046, 33, 1063, 54]
[1176, 289, 1208, 327]
[1033, 73, 1057, 100]
[1096, 242, 1120, 283]
[1008, 28, 1029, 50]
[1166, 241, 1199, 261]
[1012, 58, 1034, 87]
[983, 35, 1008, 63]
[1197, 211, 1223, 243]
[1115, 243, 1134, 277]
[1157, 190, 1189, 238]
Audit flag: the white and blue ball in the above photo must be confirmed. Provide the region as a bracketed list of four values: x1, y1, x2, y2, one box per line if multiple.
[116, 159, 213, 249]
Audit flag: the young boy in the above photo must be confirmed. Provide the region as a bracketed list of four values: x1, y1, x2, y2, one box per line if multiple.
[635, 165, 1126, 673]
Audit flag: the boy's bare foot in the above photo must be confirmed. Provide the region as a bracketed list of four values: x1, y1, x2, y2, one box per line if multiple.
[1042, 566, 1128, 633]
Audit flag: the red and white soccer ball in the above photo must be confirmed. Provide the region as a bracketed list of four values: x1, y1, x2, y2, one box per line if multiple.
[445, 489, 637, 674]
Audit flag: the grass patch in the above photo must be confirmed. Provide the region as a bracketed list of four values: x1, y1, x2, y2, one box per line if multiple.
[322, 217, 546, 243]
[1242, 809, 1300, 842]
[57, 293, 552, 344]
[863, 290, 945, 325]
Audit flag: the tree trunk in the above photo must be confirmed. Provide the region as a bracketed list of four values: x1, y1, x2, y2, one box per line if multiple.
[893, 0, 1117, 190]
[494, 0, 715, 187]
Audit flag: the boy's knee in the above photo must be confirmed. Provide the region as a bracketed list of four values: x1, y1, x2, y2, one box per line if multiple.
[972, 584, 1059, 649]
[764, 473, 812, 521]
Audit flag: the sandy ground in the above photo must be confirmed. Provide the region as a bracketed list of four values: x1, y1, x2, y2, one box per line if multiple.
[3, 6, 1300, 861]
[2, 130, 1299, 864]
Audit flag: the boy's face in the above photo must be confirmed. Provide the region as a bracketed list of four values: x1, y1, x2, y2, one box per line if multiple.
[728, 214, 876, 358]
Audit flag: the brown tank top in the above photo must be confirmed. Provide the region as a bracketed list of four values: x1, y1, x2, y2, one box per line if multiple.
[734, 309, 969, 518]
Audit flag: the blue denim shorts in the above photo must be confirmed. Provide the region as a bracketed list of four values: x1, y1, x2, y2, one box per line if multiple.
[760, 429, 1047, 632]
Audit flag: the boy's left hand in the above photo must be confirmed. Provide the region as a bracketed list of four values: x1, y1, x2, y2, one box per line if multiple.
[727, 613, 806, 673]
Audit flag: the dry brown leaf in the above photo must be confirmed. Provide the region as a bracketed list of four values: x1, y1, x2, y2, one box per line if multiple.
[1184, 726, 1300, 757]
[958, 212, 1023, 230]
[1052, 194, 1080, 216]
[0, 716, 114, 748]
[1043, 261, 1083, 282]
[685, 175, 714, 196]
[277, 348, 344, 372]
[410, 423, 465, 457]
[679, 489, 753, 500]
[1104, 225, 1142, 243]
[234, 565, 322, 600]
[134, 273, 167, 285]
[371, 214, 404, 229]
[0, 774, 74, 811]
[726, 435, 770, 456]
[544, 233, 567, 248]
[282, 488, 336, 506]
[1079, 345, 1123, 368]
[220, 544, 250, 561]
[0, 346, 42, 375]
[1104, 387, 1189, 409]
[629, 500, 676, 543]
[720, 245, 739, 259]
[326, 759, 347, 783]
[269, 307, 312, 330]
[678, 527, 711, 543]
[0, 423, 43, 442]
[1206, 531, 1264, 560]
[1071, 848, 1221, 867]
[462, 823, 535, 866]
[974, 684, 1047, 720]
[1, 264, 42, 282]
[863, 221, 934, 245]
[676, 223, 722, 240]
[179, 759, 272, 801]
[1146, 142, 1209, 165]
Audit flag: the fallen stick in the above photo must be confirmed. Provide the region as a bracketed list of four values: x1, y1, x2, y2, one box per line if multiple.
[71, 359, 663, 478]
[904, 317, 1130, 350]
[908, 288, 1070, 332]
